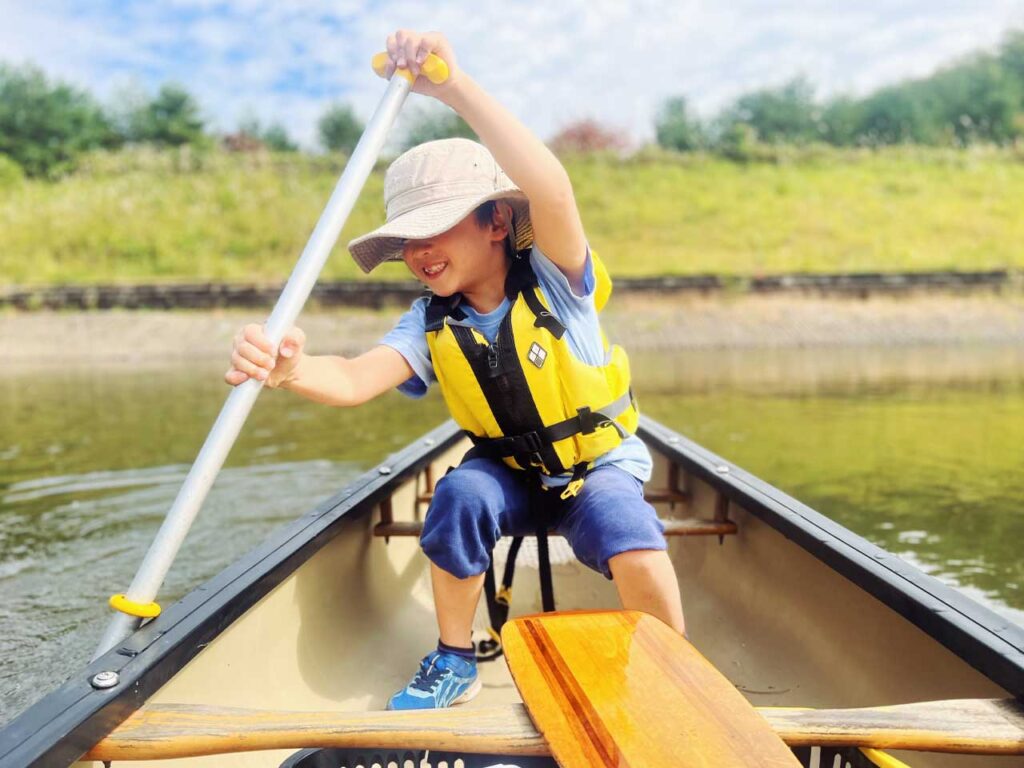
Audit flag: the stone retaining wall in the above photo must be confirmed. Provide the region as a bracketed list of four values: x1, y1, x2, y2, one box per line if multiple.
[1, 270, 1017, 311]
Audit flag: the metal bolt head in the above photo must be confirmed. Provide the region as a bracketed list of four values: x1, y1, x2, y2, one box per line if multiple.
[423, 438, 435, 446]
[668, 436, 680, 445]
[91, 671, 119, 689]
[715, 465, 730, 474]
[378, 466, 392, 475]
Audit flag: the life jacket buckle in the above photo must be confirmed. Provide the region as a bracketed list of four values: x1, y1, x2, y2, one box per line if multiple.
[520, 430, 544, 454]
[516, 430, 547, 469]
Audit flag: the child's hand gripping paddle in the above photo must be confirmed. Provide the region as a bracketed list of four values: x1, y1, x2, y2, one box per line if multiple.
[502, 610, 803, 768]
[93, 54, 447, 660]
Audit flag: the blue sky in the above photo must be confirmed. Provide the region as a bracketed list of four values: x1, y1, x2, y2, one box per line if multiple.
[2, 0, 1023, 148]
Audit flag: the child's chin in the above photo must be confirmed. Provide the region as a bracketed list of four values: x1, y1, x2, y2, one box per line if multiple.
[421, 277, 456, 296]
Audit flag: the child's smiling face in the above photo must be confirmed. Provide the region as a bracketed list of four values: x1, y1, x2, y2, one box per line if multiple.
[402, 208, 509, 298]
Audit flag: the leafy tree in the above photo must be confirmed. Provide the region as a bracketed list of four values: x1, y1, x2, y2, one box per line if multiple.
[719, 77, 820, 144]
[930, 55, 1022, 145]
[819, 97, 865, 146]
[655, 97, 706, 151]
[262, 123, 297, 152]
[318, 103, 363, 153]
[128, 84, 207, 147]
[0, 64, 117, 177]
[854, 85, 938, 145]
[401, 105, 476, 150]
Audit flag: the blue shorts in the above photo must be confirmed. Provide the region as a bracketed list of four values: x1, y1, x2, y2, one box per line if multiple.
[420, 458, 666, 580]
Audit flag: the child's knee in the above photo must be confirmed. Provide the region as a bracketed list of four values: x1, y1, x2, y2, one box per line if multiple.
[421, 463, 508, 576]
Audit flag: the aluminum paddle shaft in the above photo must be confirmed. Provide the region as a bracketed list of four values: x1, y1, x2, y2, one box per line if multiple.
[94, 56, 444, 658]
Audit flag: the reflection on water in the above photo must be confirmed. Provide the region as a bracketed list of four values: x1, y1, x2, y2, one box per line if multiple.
[1, 345, 1022, 723]
[636, 345, 1024, 628]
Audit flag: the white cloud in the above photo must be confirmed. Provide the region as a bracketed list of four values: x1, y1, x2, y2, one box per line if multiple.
[1, 0, 1021, 148]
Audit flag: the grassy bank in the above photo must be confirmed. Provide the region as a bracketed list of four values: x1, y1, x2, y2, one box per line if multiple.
[2, 146, 1023, 284]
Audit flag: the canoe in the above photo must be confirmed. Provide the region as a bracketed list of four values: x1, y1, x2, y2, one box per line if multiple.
[1, 416, 1022, 767]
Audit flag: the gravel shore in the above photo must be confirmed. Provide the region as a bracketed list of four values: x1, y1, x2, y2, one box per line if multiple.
[2, 293, 1023, 368]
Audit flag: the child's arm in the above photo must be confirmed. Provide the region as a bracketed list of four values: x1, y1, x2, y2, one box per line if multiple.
[225, 323, 414, 407]
[387, 30, 588, 289]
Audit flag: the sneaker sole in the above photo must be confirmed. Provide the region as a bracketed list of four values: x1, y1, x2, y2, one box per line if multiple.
[451, 676, 482, 705]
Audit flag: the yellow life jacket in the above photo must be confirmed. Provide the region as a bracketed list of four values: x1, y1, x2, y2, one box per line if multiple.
[424, 250, 638, 497]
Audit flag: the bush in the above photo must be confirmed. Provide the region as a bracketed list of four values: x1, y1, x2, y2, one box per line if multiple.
[548, 119, 628, 154]
[0, 153, 25, 189]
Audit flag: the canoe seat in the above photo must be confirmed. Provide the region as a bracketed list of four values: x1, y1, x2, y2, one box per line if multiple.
[373, 460, 737, 539]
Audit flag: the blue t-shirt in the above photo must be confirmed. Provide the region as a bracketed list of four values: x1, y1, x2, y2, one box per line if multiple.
[379, 245, 652, 483]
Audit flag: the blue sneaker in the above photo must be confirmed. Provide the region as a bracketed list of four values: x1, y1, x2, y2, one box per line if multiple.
[386, 649, 481, 710]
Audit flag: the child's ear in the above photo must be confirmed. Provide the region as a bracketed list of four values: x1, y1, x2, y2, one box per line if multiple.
[490, 202, 511, 241]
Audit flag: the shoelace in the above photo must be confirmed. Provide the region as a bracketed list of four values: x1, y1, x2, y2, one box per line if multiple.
[410, 655, 447, 692]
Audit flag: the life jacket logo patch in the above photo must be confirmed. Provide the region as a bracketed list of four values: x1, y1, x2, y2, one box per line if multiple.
[527, 342, 547, 369]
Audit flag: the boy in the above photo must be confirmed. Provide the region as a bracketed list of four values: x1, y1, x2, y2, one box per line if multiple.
[226, 29, 685, 711]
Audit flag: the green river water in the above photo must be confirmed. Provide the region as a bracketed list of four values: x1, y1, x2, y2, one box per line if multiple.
[1, 344, 1022, 724]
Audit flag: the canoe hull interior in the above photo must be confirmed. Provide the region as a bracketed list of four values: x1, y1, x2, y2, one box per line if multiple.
[3, 419, 1015, 768]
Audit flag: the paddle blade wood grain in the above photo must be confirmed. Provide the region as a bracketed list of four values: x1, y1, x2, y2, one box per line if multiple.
[502, 610, 801, 768]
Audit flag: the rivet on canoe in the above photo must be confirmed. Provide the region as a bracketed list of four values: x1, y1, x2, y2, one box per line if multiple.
[716, 465, 730, 474]
[378, 466, 392, 475]
[668, 436, 680, 444]
[424, 438, 435, 446]
[90, 671, 119, 689]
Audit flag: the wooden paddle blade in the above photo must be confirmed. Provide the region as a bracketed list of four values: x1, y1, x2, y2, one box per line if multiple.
[502, 610, 801, 768]
[760, 698, 1024, 755]
[83, 704, 547, 762]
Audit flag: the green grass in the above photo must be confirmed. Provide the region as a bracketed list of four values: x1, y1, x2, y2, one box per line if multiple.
[2, 145, 1023, 284]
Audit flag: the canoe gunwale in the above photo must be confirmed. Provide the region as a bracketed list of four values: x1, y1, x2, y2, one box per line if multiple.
[0, 421, 465, 768]
[638, 415, 1024, 699]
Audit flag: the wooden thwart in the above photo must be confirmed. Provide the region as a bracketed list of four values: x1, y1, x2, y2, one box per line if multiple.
[502, 610, 802, 768]
[82, 697, 1024, 761]
[374, 517, 736, 538]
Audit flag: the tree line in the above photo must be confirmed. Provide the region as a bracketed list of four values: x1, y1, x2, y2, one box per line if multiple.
[1, 29, 1021, 179]
[655, 30, 1024, 156]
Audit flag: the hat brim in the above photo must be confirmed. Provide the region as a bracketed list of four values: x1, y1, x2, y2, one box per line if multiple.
[347, 190, 532, 274]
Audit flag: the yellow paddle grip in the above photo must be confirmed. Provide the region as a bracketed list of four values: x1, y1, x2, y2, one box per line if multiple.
[371, 52, 449, 85]
[109, 593, 162, 618]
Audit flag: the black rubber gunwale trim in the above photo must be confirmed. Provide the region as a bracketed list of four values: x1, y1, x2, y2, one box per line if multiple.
[0, 421, 464, 768]
[637, 415, 1024, 698]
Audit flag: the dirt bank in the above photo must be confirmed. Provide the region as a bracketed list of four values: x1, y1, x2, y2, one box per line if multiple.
[2, 293, 1022, 367]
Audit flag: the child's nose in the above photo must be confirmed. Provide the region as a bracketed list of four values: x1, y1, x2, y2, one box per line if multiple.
[405, 239, 433, 259]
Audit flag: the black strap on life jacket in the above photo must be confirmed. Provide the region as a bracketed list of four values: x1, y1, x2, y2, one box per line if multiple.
[465, 389, 633, 467]
[476, 471, 558, 664]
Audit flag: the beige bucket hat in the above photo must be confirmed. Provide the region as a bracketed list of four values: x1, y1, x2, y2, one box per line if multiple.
[347, 138, 533, 273]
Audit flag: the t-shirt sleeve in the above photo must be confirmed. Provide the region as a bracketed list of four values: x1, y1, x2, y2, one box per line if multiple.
[378, 297, 436, 398]
[530, 244, 596, 302]
[530, 245, 607, 365]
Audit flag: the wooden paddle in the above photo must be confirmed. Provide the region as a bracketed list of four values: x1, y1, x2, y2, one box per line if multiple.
[82, 697, 1024, 761]
[501, 609, 803, 767]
